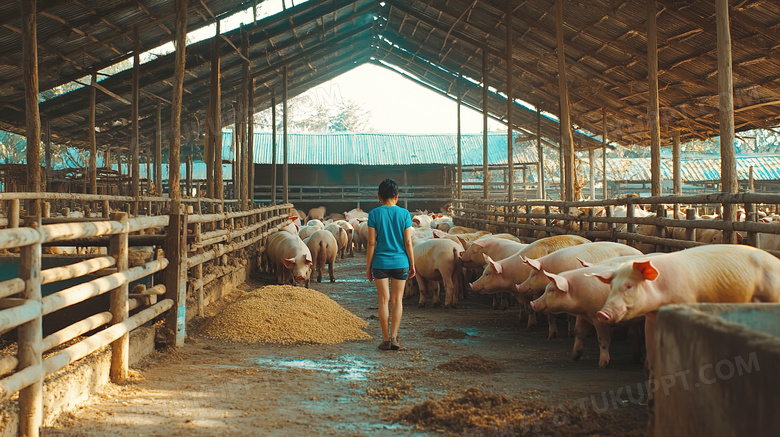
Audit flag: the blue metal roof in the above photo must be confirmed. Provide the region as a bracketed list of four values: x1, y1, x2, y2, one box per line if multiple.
[221, 132, 539, 166]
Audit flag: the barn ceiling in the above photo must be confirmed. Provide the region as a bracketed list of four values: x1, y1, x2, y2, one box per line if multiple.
[0, 0, 778, 152]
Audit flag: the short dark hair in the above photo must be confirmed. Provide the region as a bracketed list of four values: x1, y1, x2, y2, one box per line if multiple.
[378, 178, 399, 200]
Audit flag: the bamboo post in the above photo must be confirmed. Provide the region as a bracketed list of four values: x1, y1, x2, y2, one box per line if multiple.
[602, 108, 608, 200]
[456, 74, 463, 201]
[10, 199, 20, 228]
[108, 212, 129, 382]
[647, 1, 661, 196]
[22, 0, 42, 218]
[271, 93, 277, 205]
[555, 0, 575, 203]
[283, 66, 289, 205]
[505, 0, 514, 201]
[482, 47, 489, 201]
[537, 105, 544, 199]
[716, 0, 737, 244]
[169, 0, 187, 214]
[89, 72, 98, 195]
[18, 216, 43, 437]
[131, 28, 140, 215]
[164, 211, 187, 346]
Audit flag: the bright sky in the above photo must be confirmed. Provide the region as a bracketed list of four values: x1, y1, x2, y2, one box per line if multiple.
[307, 64, 507, 134]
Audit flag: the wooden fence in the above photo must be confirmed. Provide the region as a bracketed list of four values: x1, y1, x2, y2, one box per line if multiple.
[452, 192, 780, 257]
[0, 194, 292, 436]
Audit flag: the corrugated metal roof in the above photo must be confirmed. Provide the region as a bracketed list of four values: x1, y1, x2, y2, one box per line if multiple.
[222, 132, 539, 166]
[593, 155, 780, 182]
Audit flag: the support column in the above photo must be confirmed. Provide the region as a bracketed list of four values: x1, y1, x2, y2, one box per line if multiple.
[602, 108, 608, 200]
[109, 212, 129, 382]
[672, 130, 681, 195]
[44, 118, 51, 191]
[482, 47, 489, 200]
[185, 154, 193, 196]
[716, 0, 737, 243]
[283, 65, 289, 205]
[240, 26, 250, 210]
[89, 72, 97, 194]
[505, 0, 514, 201]
[537, 105, 544, 198]
[232, 103, 240, 202]
[555, 0, 575, 202]
[588, 148, 595, 200]
[271, 93, 277, 205]
[155, 103, 163, 197]
[456, 74, 462, 200]
[18, 216, 43, 437]
[131, 28, 140, 212]
[647, 1, 661, 196]
[248, 78, 255, 208]
[22, 0, 42, 216]
[169, 0, 187, 212]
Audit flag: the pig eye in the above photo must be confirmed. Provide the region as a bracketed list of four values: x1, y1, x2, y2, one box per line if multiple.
[626, 284, 633, 290]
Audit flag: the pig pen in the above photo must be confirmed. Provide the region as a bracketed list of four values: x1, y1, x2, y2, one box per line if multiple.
[653, 303, 780, 437]
[44, 251, 649, 436]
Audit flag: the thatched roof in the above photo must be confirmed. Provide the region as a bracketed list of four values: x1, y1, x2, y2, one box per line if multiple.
[0, 0, 778, 153]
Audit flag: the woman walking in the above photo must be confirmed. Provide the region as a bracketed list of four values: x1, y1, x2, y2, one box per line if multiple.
[366, 179, 415, 350]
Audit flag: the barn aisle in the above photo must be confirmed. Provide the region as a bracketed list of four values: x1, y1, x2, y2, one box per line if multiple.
[44, 251, 647, 436]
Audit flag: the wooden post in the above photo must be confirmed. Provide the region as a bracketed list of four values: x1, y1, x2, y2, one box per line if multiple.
[194, 220, 204, 317]
[22, 0, 42, 217]
[602, 108, 608, 200]
[131, 28, 140, 214]
[685, 208, 697, 241]
[482, 47, 490, 201]
[745, 201, 757, 247]
[108, 212, 129, 382]
[716, 0, 737, 244]
[456, 74, 462, 201]
[10, 199, 20, 228]
[205, 21, 220, 200]
[748, 165, 754, 192]
[271, 93, 277, 205]
[537, 105, 545, 199]
[164, 212, 187, 346]
[673, 130, 681, 195]
[169, 0, 187, 213]
[655, 205, 667, 252]
[240, 26, 250, 211]
[626, 199, 636, 247]
[232, 103, 239, 202]
[89, 72, 98, 195]
[544, 204, 552, 237]
[44, 118, 51, 190]
[248, 78, 255, 209]
[555, 0, 575, 203]
[283, 65, 289, 205]
[647, 0, 661, 197]
[588, 148, 595, 200]
[505, 0, 514, 201]
[155, 103, 163, 199]
[185, 154, 193, 196]
[18, 216, 43, 437]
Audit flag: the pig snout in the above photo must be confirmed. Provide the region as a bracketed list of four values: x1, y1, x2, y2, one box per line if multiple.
[596, 310, 611, 323]
[515, 283, 529, 294]
[468, 282, 476, 291]
[295, 275, 306, 282]
[530, 298, 547, 314]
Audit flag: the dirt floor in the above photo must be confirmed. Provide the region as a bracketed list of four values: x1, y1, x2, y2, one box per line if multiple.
[45, 252, 649, 436]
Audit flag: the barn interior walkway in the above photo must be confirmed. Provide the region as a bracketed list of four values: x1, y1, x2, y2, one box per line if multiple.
[44, 252, 647, 436]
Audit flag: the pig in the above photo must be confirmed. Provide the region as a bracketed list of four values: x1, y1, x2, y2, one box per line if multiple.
[266, 231, 312, 286]
[306, 219, 325, 230]
[278, 217, 299, 235]
[413, 238, 463, 308]
[592, 245, 780, 377]
[530, 254, 649, 368]
[435, 218, 454, 232]
[468, 235, 590, 334]
[297, 225, 319, 240]
[344, 208, 368, 220]
[412, 214, 433, 228]
[447, 226, 478, 234]
[325, 223, 349, 259]
[458, 237, 527, 269]
[357, 220, 369, 252]
[516, 241, 642, 338]
[334, 220, 355, 257]
[304, 230, 338, 284]
[306, 206, 327, 222]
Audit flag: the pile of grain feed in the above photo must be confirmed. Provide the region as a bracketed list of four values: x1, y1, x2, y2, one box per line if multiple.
[201, 285, 371, 345]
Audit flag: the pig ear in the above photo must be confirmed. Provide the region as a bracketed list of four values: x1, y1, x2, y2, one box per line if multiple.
[633, 260, 658, 281]
[587, 270, 615, 285]
[283, 258, 295, 268]
[521, 256, 542, 272]
[289, 216, 298, 221]
[457, 237, 467, 248]
[305, 253, 313, 264]
[543, 270, 569, 293]
[484, 255, 502, 275]
[577, 257, 593, 268]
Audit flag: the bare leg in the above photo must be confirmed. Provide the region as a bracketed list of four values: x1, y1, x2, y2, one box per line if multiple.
[390, 277, 406, 339]
[376, 278, 390, 342]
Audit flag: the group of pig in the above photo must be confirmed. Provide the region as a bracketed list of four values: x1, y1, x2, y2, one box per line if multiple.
[408, 212, 780, 375]
[261, 206, 371, 288]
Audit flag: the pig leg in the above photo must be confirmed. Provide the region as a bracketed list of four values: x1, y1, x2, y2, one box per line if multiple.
[572, 317, 594, 361]
[547, 313, 559, 340]
[417, 276, 428, 307]
[527, 310, 538, 331]
[328, 257, 335, 282]
[568, 315, 577, 338]
[431, 281, 442, 307]
[593, 321, 613, 368]
[442, 269, 457, 309]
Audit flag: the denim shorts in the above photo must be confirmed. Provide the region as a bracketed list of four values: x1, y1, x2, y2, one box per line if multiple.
[372, 268, 409, 280]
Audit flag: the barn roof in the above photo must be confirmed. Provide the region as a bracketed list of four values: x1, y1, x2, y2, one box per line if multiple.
[1, 0, 779, 152]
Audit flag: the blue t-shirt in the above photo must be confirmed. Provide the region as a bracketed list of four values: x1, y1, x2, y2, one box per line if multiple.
[368, 205, 412, 269]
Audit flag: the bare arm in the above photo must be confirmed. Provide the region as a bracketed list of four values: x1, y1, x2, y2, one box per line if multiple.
[404, 227, 415, 279]
[366, 226, 377, 281]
